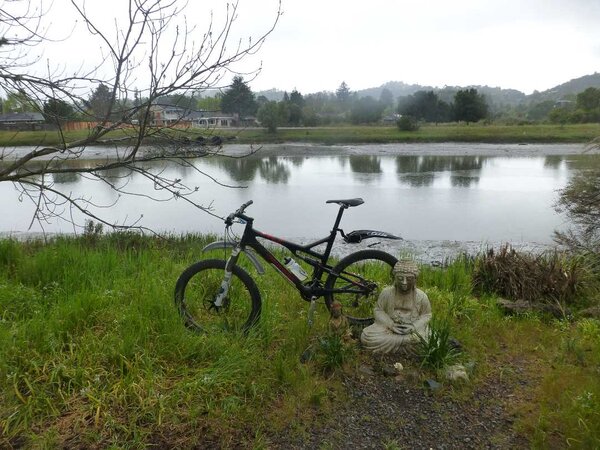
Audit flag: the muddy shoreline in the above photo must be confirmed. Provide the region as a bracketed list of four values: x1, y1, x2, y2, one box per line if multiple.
[1, 142, 598, 161]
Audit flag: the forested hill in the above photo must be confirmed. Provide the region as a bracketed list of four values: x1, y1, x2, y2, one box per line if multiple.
[353, 74, 600, 107]
[528, 72, 600, 103]
[253, 72, 600, 107]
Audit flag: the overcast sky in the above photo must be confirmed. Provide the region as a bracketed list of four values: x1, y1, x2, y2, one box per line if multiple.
[15, 0, 600, 96]
[244, 0, 600, 94]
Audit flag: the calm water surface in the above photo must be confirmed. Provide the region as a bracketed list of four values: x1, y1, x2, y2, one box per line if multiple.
[1, 147, 596, 244]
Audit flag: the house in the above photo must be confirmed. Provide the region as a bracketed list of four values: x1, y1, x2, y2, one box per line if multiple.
[0, 112, 45, 130]
[150, 105, 237, 128]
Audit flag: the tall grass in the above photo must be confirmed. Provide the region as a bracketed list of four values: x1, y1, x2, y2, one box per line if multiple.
[0, 234, 332, 448]
[1, 235, 599, 448]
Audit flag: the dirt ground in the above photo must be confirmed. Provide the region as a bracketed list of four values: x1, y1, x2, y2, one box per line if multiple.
[268, 352, 533, 450]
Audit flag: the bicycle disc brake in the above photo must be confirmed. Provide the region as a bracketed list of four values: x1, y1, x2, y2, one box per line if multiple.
[203, 296, 230, 314]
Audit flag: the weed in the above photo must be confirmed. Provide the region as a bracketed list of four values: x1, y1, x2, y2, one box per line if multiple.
[415, 315, 459, 371]
[315, 334, 354, 373]
[382, 438, 403, 450]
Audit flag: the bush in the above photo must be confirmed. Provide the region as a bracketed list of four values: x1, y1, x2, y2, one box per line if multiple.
[472, 245, 588, 306]
[396, 115, 419, 131]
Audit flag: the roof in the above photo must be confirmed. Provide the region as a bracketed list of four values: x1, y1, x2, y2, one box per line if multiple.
[0, 112, 45, 123]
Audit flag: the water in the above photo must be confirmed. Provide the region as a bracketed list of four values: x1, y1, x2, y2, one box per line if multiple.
[1, 145, 596, 246]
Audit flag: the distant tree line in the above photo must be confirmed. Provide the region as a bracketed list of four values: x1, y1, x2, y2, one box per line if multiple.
[2, 77, 598, 131]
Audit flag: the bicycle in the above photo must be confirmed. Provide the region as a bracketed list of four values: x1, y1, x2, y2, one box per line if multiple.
[174, 199, 401, 333]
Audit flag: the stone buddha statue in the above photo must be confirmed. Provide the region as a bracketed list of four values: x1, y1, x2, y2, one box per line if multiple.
[360, 259, 431, 353]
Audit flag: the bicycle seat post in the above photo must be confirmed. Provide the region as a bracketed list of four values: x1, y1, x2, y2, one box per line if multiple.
[331, 204, 347, 235]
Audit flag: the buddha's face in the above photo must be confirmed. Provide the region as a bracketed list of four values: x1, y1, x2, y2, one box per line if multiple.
[394, 273, 415, 293]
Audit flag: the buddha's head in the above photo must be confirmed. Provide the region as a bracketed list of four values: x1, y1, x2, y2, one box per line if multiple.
[393, 259, 419, 293]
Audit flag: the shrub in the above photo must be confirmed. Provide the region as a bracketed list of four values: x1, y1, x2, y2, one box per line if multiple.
[396, 115, 419, 131]
[472, 245, 589, 306]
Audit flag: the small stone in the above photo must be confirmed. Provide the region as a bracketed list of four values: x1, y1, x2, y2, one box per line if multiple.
[444, 364, 469, 382]
[382, 365, 397, 376]
[358, 365, 375, 377]
[394, 362, 404, 372]
[424, 379, 442, 391]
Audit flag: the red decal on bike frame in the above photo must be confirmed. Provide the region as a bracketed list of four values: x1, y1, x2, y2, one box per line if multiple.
[256, 231, 286, 245]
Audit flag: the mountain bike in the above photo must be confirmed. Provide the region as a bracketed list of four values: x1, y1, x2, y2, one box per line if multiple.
[174, 199, 401, 333]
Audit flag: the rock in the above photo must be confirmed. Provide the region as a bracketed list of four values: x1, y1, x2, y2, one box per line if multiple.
[382, 365, 397, 377]
[444, 364, 469, 382]
[358, 365, 375, 377]
[424, 379, 442, 391]
[394, 362, 404, 372]
[299, 348, 313, 364]
[496, 298, 570, 318]
[449, 338, 463, 352]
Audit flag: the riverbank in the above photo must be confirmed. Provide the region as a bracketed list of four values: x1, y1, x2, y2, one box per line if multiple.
[1, 123, 599, 148]
[3, 141, 599, 162]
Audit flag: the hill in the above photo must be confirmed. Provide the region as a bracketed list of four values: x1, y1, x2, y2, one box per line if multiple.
[251, 72, 600, 108]
[528, 72, 600, 103]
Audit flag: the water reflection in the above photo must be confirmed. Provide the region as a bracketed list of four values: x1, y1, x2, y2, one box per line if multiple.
[349, 156, 382, 173]
[53, 172, 80, 184]
[544, 155, 564, 169]
[207, 156, 291, 183]
[1, 148, 592, 243]
[395, 155, 487, 187]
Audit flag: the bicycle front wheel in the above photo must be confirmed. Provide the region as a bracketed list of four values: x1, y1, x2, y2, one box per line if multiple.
[174, 259, 262, 333]
[325, 250, 398, 325]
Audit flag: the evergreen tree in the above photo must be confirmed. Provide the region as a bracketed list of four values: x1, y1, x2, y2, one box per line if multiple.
[221, 76, 257, 118]
[453, 88, 488, 123]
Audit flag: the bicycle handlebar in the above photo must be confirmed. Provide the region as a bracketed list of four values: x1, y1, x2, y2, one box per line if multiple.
[225, 200, 254, 225]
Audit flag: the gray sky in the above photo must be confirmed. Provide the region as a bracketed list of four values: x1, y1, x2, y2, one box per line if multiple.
[246, 0, 600, 94]
[17, 0, 600, 95]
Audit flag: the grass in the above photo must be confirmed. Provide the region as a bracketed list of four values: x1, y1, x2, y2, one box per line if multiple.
[1, 122, 600, 147]
[0, 234, 599, 448]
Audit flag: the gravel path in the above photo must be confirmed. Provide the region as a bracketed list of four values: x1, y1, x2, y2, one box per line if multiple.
[271, 353, 530, 450]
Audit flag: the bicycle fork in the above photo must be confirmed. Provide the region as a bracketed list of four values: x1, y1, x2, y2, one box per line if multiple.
[213, 246, 242, 310]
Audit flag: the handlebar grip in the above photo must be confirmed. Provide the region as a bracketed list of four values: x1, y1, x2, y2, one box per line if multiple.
[225, 200, 254, 225]
[236, 200, 253, 214]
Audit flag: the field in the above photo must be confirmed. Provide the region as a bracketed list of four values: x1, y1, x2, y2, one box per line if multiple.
[1, 123, 600, 147]
[0, 234, 599, 448]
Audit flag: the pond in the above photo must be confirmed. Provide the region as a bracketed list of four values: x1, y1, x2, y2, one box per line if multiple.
[1, 144, 597, 246]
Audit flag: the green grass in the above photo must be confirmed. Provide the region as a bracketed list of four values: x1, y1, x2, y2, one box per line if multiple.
[0, 235, 599, 448]
[1, 123, 599, 147]
[233, 123, 600, 145]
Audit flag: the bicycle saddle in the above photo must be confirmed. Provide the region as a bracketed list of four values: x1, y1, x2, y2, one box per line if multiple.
[326, 198, 364, 207]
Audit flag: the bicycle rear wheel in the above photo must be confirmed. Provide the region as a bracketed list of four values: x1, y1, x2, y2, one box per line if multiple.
[325, 250, 397, 325]
[174, 259, 261, 333]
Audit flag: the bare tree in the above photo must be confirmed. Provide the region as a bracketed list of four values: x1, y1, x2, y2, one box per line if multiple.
[554, 138, 600, 253]
[0, 0, 280, 232]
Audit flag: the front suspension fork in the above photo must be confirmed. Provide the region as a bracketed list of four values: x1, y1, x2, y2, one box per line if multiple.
[213, 246, 242, 309]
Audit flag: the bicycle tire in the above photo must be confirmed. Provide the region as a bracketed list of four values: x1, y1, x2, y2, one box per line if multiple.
[174, 259, 262, 333]
[325, 250, 398, 326]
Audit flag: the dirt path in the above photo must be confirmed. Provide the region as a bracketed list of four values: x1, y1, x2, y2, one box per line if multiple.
[271, 354, 531, 449]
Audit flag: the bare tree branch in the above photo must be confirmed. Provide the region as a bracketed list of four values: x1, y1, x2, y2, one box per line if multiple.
[0, 0, 281, 232]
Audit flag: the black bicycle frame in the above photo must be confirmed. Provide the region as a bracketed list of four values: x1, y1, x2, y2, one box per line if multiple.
[231, 205, 350, 301]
